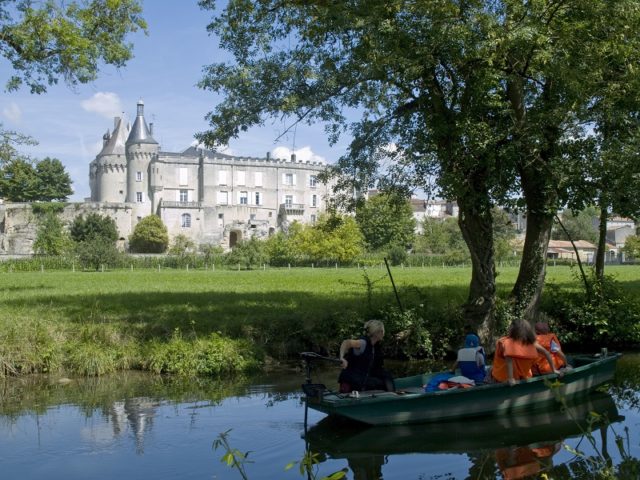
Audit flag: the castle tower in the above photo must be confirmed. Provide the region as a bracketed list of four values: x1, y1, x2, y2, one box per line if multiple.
[91, 117, 129, 202]
[126, 100, 158, 220]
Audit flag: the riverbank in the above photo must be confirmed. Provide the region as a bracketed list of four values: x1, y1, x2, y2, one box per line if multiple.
[2, 265, 639, 376]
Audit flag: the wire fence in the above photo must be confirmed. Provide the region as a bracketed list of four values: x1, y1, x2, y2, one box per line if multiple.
[0, 254, 633, 273]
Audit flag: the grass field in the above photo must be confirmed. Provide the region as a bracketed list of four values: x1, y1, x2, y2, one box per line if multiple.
[2, 264, 639, 376]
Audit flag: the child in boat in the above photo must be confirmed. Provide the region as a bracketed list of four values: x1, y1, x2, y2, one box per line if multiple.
[533, 322, 569, 375]
[338, 319, 395, 393]
[450, 333, 486, 384]
[487, 320, 560, 386]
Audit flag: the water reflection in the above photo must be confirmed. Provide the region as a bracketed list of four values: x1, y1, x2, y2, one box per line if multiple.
[305, 393, 622, 480]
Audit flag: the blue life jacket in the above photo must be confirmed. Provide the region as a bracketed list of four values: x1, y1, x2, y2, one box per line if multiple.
[457, 346, 486, 383]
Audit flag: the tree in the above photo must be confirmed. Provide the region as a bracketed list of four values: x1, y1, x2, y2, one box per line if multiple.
[0, 156, 73, 202]
[414, 217, 468, 260]
[33, 208, 72, 255]
[0, 158, 39, 201]
[35, 157, 73, 201]
[623, 236, 640, 260]
[75, 237, 121, 271]
[226, 236, 268, 269]
[129, 215, 168, 253]
[264, 229, 302, 266]
[69, 212, 119, 271]
[69, 212, 118, 243]
[1, 0, 146, 93]
[552, 208, 599, 245]
[198, 1, 640, 335]
[294, 214, 364, 264]
[0, 124, 37, 166]
[355, 193, 415, 251]
[168, 234, 196, 257]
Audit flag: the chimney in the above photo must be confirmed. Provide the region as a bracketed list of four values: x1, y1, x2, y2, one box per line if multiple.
[266, 151, 271, 160]
[291, 153, 296, 162]
[149, 123, 154, 135]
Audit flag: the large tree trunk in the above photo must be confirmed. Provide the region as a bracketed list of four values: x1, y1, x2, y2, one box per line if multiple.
[458, 203, 497, 343]
[511, 209, 554, 321]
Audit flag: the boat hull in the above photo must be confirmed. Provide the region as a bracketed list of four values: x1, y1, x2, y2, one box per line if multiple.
[304, 353, 619, 425]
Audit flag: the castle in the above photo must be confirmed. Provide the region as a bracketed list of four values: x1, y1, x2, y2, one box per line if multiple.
[89, 100, 332, 248]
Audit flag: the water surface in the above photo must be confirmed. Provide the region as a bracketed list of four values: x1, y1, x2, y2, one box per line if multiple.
[1, 355, 639, 479]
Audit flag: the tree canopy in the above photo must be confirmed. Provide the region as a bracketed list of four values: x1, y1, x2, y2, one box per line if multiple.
[356, 193, 415, 251]
[0, 156, 73, 201]
[1, 0, 146, 93]
[198, 0, 640, 334]
[69, 212, 118, 243]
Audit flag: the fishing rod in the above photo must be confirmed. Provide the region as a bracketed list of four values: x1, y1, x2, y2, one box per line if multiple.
[384, 257, 404, 314]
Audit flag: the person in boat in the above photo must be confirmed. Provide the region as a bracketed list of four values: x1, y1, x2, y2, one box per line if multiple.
[450, 333, 486, 384]
[487, 320, 560, 386]
[533, 322, 569, 375]
[338, 319, 395, 393]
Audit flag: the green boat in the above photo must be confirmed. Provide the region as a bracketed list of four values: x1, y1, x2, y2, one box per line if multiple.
[305, 391, 622, 455]
[301, 353, 620, 426]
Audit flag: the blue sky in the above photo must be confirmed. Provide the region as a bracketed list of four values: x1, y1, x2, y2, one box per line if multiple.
[0, 1, 349, 201]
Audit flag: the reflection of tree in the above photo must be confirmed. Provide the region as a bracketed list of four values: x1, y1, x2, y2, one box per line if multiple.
[465, 451, 498, 480]
[347, 455, 385, 480]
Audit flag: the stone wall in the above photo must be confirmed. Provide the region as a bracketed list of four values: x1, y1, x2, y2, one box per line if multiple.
[0, 202, 134, 255]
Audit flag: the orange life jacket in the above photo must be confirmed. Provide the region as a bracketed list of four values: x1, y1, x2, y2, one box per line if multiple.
[534, 333, 565, 374]
[491, 336, 538, 382]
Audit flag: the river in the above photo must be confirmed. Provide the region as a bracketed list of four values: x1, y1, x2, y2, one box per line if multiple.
[1, 354, 639, 480]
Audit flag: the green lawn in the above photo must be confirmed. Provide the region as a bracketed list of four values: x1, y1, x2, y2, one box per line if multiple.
[2, 265, 639, 376]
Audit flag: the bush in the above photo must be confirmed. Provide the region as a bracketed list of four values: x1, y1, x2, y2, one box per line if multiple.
[542, 273, 640, 349]
[75, 237, 121, 271]
[129, 215, 169, 253]
[144, 331, 263, 376]
[387, 245, 408, 266]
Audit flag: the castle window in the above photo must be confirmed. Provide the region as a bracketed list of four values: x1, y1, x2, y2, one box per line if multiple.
[283, 173, 295, 186]
[239, 191, 248, 205]
[237, 170, 246, 186]
[179, 189, 188, 202]
[217, 191, 228, 205]
[255, 191, 262, 205]
[309, 175, 317, 187]
[311, 214, 316, 224]
[136, 192, 143, 203]
[218, 170, 227, 185]
[311, 194, 317, 207]
[181, 213, 191, 228]
[136, 171, 143, 182]
[178, 167, 188, 186]
[218, 213, 224, 227]
[285, 195, 293, 206]
[254, 172, 263, 187]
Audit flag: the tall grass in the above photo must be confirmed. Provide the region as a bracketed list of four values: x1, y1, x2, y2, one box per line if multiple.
[1, 265, 639, 377]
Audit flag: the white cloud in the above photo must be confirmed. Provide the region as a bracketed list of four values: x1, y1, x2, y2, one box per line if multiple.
[81, 92, 123, 119]
[2, 102, 22, 123]
[271, 146, 325, 163]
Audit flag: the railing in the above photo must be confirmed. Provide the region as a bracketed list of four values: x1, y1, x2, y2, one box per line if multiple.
[161, 201, 202, 208]
[281, 203, 305, 214]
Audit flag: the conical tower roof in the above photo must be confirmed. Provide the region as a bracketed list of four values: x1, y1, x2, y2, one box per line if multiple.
[98, 117, 129, 157]
[126, 100, 158, 146]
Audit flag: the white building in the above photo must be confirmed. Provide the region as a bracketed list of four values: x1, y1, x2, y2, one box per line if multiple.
[89, 100, 332, 248]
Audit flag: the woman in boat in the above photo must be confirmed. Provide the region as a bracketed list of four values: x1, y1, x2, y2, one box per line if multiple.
[450, 333, 486, 384]
[338, 319, 395, 393]
[533, 322, 569, 375]
[487, 320, 560, 386]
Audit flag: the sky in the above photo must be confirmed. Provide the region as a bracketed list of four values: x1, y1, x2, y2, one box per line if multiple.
[0, 1, 350, 201]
